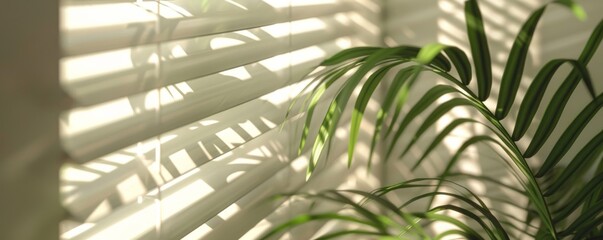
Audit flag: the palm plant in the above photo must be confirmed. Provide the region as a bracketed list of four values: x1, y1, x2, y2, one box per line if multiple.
[261, 0, 603, 239]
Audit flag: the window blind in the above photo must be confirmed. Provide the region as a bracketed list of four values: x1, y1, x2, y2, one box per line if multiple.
[60, 0, 383, 239]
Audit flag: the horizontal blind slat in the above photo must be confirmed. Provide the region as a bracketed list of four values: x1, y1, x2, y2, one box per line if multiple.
[64, 110, 356, 239]
[60, 0, 381, 239]
[62, 38, 353, 162]
[62, 1, 352, 56]
[63, 16, 354, 106]
[199, 148, 365, 240]
[61, 63, 351, 220]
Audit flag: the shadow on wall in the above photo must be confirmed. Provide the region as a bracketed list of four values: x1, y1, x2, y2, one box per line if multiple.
[60, 0, 385, 239]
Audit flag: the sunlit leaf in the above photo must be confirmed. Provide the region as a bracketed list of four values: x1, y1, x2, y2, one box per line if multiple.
[554, 0, 587, 21]
[349, 63, 400, 167]
[367, 66, 418, 170]
[386, 85, 458, 159]
[258, 213, 376, 240]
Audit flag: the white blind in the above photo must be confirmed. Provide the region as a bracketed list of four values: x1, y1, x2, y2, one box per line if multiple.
[59, 0, 383, 239]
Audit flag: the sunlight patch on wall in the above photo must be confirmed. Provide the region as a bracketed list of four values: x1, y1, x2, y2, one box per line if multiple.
[157, 1, 193, 18]
[241, 219, 273, 239]
[61, 167, 100, 183]
[61, 223, 95, 239]
[216, 128, 246, 149]
[127, 135, 175, 156]
[219, 66, 253, 80]
[72, 200, 159, 239]
[61, 3, 155, 31]
[61, 48, 146, 82]
[117, 175, 147, 203]
[226, 171, 246, 183]
[291, 46, 327, 66]
[292, 0, 337, 7]
[169, 149, 196, 174]
[210, 37, 246, 49]
[62, 81, 193, 137]
[349, 12, 379, 35]
[264, 0, 338, 8]
[261, 0, 289, 9]
[84, 200, 114, 225]
[161, 179, 215, 219]
[181, 224, 213, 240]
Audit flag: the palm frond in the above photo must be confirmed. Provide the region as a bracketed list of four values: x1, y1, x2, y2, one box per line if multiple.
[267, 0, 603, 238]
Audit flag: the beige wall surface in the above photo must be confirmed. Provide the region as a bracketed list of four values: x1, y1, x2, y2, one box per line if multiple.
[0, 0, 63, 240]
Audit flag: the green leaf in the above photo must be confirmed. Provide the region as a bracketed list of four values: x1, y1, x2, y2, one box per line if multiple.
[512, 59, 592, 140]
[395, 186, 508, 239]
[523, 19, 603, 158]
[367, 67, 417, 171]
[551, 174, 603, 222]
[448, 172, 525, 195]
[416, 43, 472, 86]
[297, 62, 358, 155]
[258, 213, 376, 240]
[324, 191, 391, 233]
[315, 230, 388, 240]
[280, 2, 602, 239]
[431, 204, 506, 240]
[383, 67, 422, 139]
[465, 0, 492, 101]
[349, 63, 400, 167]
[406, 98, 477, 169]
[572, 215, 603, 239]
[443, 46, 472, 85]
[307, 47, 419, 179]
[495, 6, 546, 119]
[584, 156, 603, 214]
[377, 177, 516, 235]
[544, 132, 603, 196]
[577, 19, 603, 67]
[426, 135, 500, 207]
[535, 94, 603, 177]
[414, 212, 484, 240]
[383, 44, 456, 141]
[434, 229, 474, 240]
[342, 190, 428, 237]
[416, 43, 448, 65]
[558, 200, 603, 236]
[386, 85, 459, 159]
[416, 46, 453, 72]
[286, 61, 354, 122]
[554, 0, 587, 21]
[307, 45, 453, 178]
[496, 1, 592, 120]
